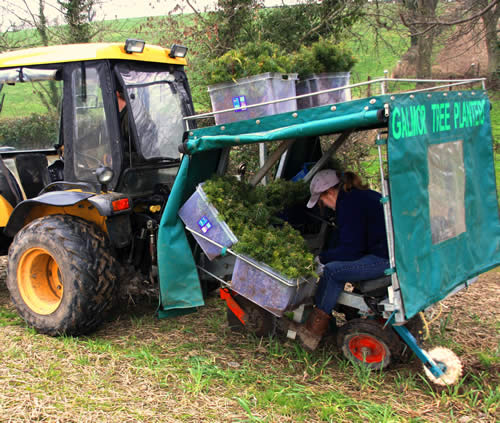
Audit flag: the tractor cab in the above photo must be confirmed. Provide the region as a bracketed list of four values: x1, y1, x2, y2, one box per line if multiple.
[0, 41, 191, 201]
[0, 40, 194, 335]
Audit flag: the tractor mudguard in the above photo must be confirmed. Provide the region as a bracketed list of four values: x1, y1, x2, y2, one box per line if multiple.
[5, 190, 133, 248]
[4, 191, 94, 237]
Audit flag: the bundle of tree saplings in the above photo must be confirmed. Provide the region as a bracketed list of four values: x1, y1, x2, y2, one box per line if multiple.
[203, 176, 317, 280]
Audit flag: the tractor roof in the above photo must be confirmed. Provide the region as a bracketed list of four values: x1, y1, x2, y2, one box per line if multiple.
[0, 42, 187, 68]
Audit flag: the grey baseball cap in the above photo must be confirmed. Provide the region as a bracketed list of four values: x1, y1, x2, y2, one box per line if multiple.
[307, 169, 340, 208]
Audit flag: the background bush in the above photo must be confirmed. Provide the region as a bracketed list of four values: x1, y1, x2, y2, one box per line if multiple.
[291, 39, 357, 79]
[0, 113, 58, 150]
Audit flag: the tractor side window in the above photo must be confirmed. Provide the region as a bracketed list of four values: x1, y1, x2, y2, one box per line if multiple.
[71, 66, 113, 180]
[0, 79, 62, 151]
[428, 140, 466, 244]
[119, 69, 185, 159]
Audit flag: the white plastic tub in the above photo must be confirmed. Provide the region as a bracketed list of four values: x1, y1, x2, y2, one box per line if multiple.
[231, 255, 317, 317]
[208, 72, 298, 125]
[296, 72, 351, 109]
[178, 184, 238, 260]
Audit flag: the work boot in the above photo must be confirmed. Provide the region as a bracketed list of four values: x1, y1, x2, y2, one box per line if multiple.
[296, 307, 331, 351]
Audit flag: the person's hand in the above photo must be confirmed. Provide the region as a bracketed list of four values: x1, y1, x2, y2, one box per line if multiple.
[314, 256, 324, 277]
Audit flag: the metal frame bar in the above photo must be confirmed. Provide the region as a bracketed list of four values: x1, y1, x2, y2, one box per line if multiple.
[184, 77, 486, 121]
[249, 139, 295, 186]
[376, 131, 406, 323]
[392, 325, 445, 379]
[303, 130, 353, 183]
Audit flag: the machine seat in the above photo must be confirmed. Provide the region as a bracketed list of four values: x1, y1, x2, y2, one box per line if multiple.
[354, 275, 392, 296]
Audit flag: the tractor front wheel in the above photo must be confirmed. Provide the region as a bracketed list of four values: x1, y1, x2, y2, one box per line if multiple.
[7, 215, 117, 336]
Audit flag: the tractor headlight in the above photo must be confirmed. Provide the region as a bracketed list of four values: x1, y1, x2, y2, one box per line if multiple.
[96, 166, 114, 184]
[169, 44, 188, 58]
[125, 39, 145, 54]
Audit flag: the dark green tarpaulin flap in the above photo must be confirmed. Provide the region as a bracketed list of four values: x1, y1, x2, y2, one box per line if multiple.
[157, 156, 203, 318]
[157, 150, 222, 318]
[184, 96, 389, 154]
[387, 90, 500, 319]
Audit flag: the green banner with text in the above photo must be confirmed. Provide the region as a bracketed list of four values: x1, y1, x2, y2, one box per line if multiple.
[387, 90, 500, 319]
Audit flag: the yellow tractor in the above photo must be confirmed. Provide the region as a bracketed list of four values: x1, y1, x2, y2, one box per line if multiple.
[0, 40, 191, 335]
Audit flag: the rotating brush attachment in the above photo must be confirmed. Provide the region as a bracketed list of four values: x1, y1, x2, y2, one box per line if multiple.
[424, 347, 463, 386]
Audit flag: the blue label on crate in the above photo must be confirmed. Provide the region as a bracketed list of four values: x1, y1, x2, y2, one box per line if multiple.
[198, 216, 213, 233]
[232, 95, 247, 112]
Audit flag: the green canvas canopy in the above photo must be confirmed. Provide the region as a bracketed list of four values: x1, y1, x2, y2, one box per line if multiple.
[156, 92, 500, 320]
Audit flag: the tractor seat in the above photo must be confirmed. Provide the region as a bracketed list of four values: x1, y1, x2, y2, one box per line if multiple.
[353, 275, 392, 297]
[15, 154, 50, 199]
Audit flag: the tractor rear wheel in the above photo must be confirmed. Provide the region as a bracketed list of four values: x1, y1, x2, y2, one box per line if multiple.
[7, 215, 117, 336]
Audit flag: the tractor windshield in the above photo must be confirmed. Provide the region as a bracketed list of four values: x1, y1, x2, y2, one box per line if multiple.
[118, 65, 186, 160]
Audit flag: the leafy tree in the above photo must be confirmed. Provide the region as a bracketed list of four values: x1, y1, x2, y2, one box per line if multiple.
[178, 0, 262, 57]
[57, 0, 95, 43]
[400, 0, 499, 85]
[257, 0, 363, 52]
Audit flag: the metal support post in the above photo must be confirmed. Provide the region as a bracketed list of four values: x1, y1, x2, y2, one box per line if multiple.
[392, 325, 445, 379]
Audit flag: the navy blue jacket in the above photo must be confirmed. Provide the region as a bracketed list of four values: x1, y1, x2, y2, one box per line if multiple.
[319, 188, 389, 263]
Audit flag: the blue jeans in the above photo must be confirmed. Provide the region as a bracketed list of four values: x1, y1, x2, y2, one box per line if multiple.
[315, 255, 390, 314]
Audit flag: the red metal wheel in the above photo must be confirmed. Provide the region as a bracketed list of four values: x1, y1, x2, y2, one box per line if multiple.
[337, 318, 399, 369]
[347, 333, 387, 364]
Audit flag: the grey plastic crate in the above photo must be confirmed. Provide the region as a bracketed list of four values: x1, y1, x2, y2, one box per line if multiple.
[178, 184, 238, 260]
[296, 72, 351, 109]
[230, 255, 317, 317]
[207, 72, 298, 125]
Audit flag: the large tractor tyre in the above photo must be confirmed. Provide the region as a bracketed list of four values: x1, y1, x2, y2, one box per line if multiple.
[6, 215, 117, 336]
[337, 318, 403, 370]
[227, 295, 277, 338]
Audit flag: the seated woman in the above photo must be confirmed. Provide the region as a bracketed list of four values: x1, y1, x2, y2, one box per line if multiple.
[296, 169, 389, 350]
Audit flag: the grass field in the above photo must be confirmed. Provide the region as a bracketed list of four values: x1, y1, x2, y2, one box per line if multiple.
[0, 257, 498, 422]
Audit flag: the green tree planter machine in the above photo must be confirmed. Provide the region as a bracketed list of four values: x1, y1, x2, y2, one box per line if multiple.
[0, 41, 497, 385]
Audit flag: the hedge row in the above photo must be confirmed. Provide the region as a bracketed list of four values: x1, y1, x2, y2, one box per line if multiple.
[0, 113, 59, 150]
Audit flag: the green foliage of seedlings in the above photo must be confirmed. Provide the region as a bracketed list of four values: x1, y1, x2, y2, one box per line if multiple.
[203, 175, 316, 280]
[205, 41, 293, 85]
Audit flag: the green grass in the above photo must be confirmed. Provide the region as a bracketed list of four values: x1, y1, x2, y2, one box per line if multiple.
[0, 280, 497, 422]
[346, 14, 409, 97]
[488, 93, 500, 200]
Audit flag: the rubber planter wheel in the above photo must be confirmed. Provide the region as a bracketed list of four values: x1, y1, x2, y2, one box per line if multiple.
[227, 295, 276, 337]
[337, 318, 401, 370]
[7, 215, 117, 336]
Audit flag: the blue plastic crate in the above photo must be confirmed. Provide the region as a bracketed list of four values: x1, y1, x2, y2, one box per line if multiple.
[291, 162, 316, 182]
